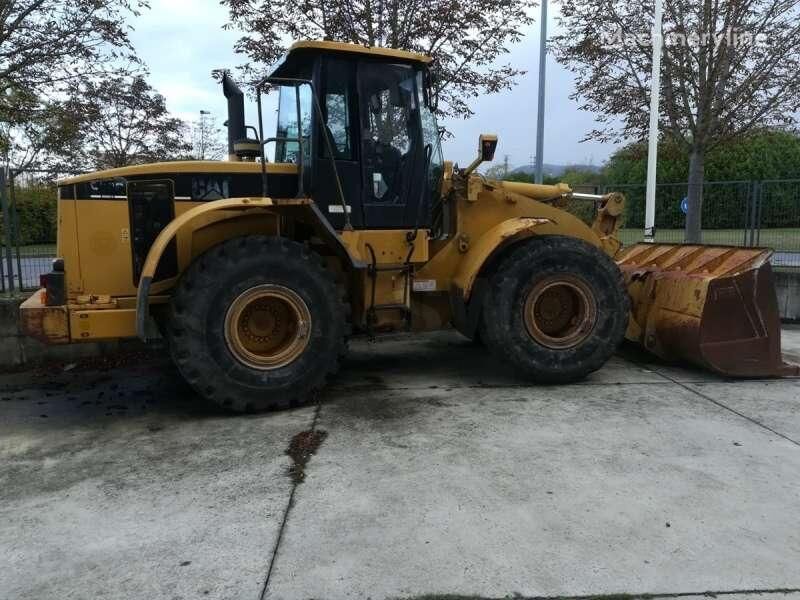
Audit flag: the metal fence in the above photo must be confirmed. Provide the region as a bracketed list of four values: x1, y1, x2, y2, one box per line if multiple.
[0, 168, 79, 294]
[2, 171, 800, 295]
[569, 180, 800, 268]
[756, 179, 800, 263]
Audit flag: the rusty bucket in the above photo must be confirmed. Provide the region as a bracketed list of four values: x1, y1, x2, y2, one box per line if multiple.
[617, 243, 799, 378]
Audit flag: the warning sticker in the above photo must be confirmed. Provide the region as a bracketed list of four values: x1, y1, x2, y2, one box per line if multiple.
[412, 279, 437, 292]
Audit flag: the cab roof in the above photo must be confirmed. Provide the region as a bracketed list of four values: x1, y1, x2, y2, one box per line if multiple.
[269, 40, 432, 79]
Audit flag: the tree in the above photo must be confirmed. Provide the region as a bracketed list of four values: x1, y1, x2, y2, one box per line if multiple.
[0, 0, 148, 172]
[222, 0, 536, 121]
[72, 73, 190, 169]
[0, 0, 146, 118]
[0, 88, 85, 172]
[187, 113, 226, 161]
[553, 0, 800, 241]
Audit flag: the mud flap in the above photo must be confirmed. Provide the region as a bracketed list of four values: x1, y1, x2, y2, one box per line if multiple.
[450, 279, 489, 340]
[618, 243, 799, 378]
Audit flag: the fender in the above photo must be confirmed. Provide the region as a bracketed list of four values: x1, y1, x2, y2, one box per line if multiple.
[452, 216, 601, 300]
[135, 197, 363, 340]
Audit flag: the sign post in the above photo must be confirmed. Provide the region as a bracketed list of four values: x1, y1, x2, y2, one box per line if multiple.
[644, 0, 664, 242]
[0, 168, 16, 292]
[534, 0, 548, 184]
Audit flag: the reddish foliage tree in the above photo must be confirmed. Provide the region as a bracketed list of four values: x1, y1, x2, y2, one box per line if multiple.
[553, 0, 800, 240]
[222, 0, 536, 122]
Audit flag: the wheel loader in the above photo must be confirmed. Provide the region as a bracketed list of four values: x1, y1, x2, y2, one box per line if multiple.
[19, 40, 797, 412]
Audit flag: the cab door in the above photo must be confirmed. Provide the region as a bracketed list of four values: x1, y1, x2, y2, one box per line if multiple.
[358, 61, 425, 229]
[312, 57, 363, 229]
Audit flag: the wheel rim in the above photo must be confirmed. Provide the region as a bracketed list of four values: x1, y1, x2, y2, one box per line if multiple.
[523, 275, 597, 349]
[224, 284, 311, 370]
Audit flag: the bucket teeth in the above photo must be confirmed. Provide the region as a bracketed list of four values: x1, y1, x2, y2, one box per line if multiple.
[617, 243, 799, 378]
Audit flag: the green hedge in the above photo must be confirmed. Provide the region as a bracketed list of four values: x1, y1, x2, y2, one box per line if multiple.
[604, 130, 800, 184]
[602, 130, 800, 230]
[0, 184, 58, 246]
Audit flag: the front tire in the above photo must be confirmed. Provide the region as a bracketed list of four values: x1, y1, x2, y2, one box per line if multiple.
[167, 236, 348, 413]
[479, 236, 629, 383]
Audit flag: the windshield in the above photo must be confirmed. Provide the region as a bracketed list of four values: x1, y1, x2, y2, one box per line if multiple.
[275, 84, 312, 164]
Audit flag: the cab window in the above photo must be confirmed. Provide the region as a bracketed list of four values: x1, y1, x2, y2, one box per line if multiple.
[324, 92, 351, 158]
[320, 58, 355, 161]
[275, 85, 312, 164]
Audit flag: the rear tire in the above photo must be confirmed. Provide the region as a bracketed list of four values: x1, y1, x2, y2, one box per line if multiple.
[479, 235, 629, 383]
[166, 235, 349, 413]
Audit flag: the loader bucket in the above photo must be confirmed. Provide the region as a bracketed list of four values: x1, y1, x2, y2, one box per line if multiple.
[617, 243, 799, 378]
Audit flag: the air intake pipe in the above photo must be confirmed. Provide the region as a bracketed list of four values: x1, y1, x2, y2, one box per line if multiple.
[222, 73, 246, 162]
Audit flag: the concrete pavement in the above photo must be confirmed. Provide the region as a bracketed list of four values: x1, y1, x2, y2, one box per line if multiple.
[0, 361, 315, 599]
[1, 329, 799, 599]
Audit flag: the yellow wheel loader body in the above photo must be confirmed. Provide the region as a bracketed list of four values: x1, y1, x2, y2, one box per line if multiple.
[17, 38, 798, 415]
[416, 177, 618, 297]
[134, 196, 364, 339]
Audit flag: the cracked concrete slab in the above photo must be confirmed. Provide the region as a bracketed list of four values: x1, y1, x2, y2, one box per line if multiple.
[683, 380, 800, 443]
[3, 329, 799, 600]
[266, 373, 800, 598]
[0, 362, 312, 600]
[387, 595, 800, 600]
[717, 595, 800, 600]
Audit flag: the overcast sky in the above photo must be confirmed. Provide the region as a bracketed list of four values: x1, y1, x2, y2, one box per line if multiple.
[128, 0, 620, 169]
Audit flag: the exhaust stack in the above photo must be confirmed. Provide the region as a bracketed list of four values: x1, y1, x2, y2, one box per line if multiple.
[222, 73, 246, 162]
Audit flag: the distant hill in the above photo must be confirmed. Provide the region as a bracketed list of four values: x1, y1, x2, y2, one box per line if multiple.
[510, 163, 602, 177]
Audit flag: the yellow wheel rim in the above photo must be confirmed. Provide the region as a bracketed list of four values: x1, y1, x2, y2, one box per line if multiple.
[523, 274, 597, 349]
[224, 284, 311, 370]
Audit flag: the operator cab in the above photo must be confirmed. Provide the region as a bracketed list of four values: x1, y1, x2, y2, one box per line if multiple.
[240, 41, 445, 231]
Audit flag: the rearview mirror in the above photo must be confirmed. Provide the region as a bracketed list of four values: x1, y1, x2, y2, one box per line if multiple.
[479, 134, 498, 162]
[462, 133, 499, 176]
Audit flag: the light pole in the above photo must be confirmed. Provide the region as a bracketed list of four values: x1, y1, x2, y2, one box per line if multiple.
[644, 0, 664, 242]
[534, 0, 548, 184]
[199, 110, 211, 160]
